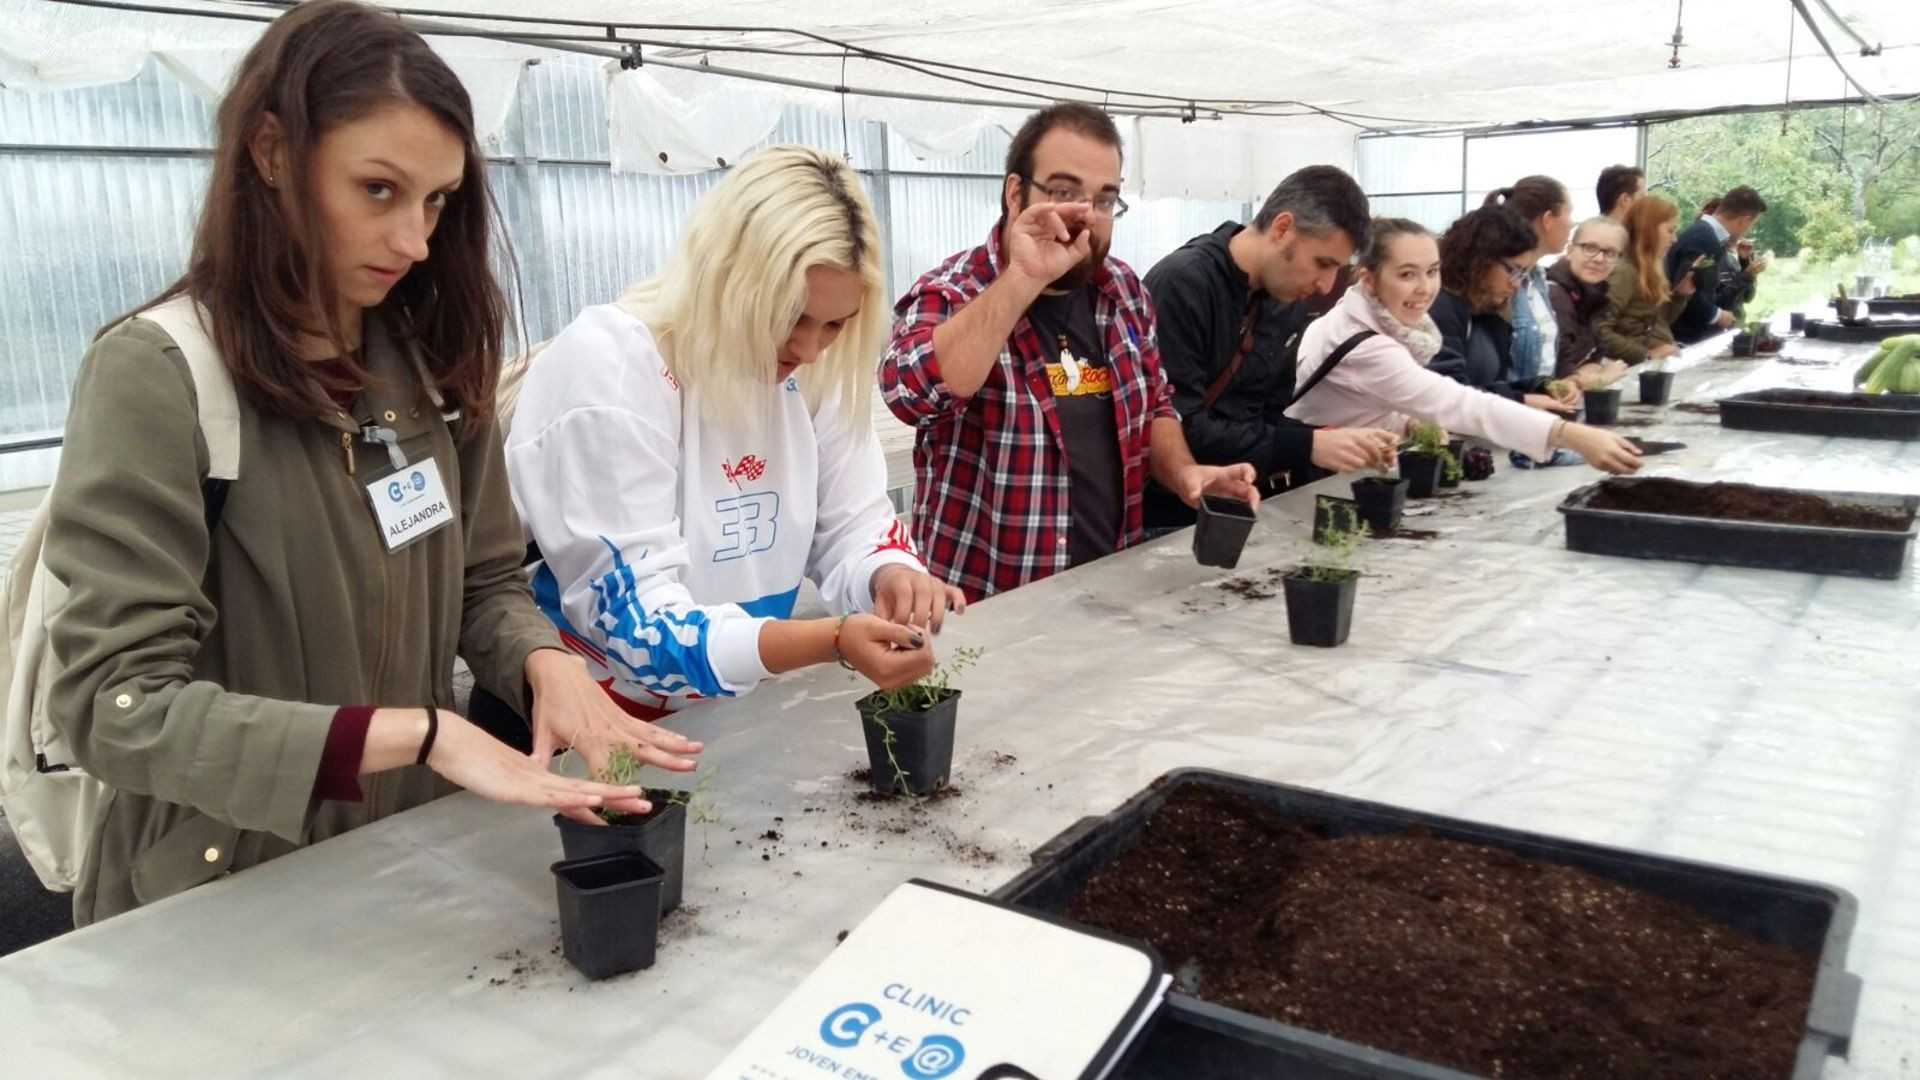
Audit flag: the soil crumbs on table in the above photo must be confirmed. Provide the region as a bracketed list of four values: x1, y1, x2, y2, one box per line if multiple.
[1587, 477, 1912, 531]
[1063, 785, 1817, 1079]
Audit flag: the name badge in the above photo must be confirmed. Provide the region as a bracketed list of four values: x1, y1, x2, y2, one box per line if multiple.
[364, 458, 454, 552]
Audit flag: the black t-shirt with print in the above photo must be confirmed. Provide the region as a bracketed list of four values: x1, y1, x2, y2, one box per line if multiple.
[1026, 286, 1122, 567]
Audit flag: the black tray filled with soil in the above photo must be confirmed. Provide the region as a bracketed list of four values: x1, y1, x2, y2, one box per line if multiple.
[1805, 318, 1920, 344]
[994, 769, 1859, 1080]
[1719, 388, 1920, 441]
[1558, 476, 1919, 579]
[1865, 296, 1920, 317]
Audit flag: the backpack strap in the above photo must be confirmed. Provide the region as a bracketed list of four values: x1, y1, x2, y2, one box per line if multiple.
[1287, 330, 1378, 409]
[1200, 291, 1263, 413]
[139, 297, 241, 484]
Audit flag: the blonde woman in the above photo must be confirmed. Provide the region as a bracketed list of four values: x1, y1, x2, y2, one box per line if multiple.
[505, 145, 958, 722]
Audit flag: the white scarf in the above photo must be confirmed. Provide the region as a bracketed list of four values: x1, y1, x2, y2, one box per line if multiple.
[1359, 286, 1443, 366]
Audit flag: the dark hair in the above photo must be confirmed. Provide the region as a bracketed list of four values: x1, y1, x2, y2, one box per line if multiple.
[1252, 165, 1372, 251]
[1719, 186, 1768, 217]
[1698, 197, 1722, 217]
[1360, 217, 1433, 275]
[1002, 103, 1123, 218]
[1483, 175, 1568, 224]
[1440, 206, 1536, 311]
[110, 0, 510, 428]
[1596, 165, 1644, 215]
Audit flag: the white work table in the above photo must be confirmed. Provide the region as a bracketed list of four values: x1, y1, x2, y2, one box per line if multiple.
[4, 332, 1917, 1079]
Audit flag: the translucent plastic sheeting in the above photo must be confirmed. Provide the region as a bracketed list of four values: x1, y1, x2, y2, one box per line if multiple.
[0, 333, 1916, 1077]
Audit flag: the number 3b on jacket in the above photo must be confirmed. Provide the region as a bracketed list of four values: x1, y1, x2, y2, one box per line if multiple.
[713, 493, 780, 562]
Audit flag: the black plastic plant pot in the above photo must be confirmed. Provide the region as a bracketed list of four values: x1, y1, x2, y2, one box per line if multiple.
[1439, 440, 1465, 488]
[1312, 496, 1359, 546]
[1398, 451, 1443, 499]
[993, 769, 1862, 1080]
[858, 689, 960, 796]
[553, 796, 687, 914]
[1462, 446, 1496, 481]
[1731, 331, 1757, 356]
[1192, 494, 1258, 569]
[553, 851, 665, 981]
[1350, 476, 1408, 532]
[1281, 570, 1356, 648]
[1582, 388, 1622, 426]
[1638, 370, 1674, 406]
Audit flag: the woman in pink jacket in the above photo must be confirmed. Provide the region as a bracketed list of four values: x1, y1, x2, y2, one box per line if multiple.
[1286, 219, 1640, 474]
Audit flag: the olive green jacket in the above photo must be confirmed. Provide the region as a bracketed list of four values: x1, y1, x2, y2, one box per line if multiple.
[1597, 257, 1692, 363]
[46, 312, 558, 925]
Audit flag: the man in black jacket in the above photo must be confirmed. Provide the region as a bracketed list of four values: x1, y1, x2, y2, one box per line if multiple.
[1142, 166, 1397, 528]
[1667, 186, 1768, 344]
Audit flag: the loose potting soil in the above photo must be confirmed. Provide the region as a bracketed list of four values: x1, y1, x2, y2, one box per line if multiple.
[1064, 786, 1817, 1079]
[1585, 478, 1913, 531]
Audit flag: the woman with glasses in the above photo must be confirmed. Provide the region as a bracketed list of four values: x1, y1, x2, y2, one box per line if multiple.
[1548, 218, 1633, 388]
[1288, 218, 1640, 475]
[1429, 205, 1580, 415]
[505, 145, 960, 725]
[1483, 177, 1573, 394]
[1598, 196, 1696, 364]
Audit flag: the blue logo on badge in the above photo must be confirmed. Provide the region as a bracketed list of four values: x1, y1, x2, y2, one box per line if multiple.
[410, 470, 426, 492]
[387, 480, 404, 503]
[820, 1002, 881, 1049]
[900, 1034, 965, 1080]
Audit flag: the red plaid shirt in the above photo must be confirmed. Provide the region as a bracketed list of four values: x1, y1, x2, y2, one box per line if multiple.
[880, 226, 1177, 602]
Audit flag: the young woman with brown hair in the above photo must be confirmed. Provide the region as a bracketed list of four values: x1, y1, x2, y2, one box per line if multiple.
[1427, 205, 1581, 414]
[41, 0, 697, 925]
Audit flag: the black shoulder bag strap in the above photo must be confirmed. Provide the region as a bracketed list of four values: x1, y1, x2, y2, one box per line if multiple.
[1286, 330, 1378, 409]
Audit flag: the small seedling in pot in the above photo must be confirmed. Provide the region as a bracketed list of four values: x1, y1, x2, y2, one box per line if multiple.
[1283, 501, 1366, 647]
[857, 646, 982, 797]
[1405, 420, 1461, 484]
[1299, 501, 1365, 583]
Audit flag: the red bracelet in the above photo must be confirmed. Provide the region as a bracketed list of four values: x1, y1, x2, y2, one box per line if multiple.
[832, 615, 857, 671]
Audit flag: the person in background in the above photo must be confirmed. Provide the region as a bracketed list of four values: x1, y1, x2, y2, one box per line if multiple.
[41, 0, 695, 927]
[1691, 197, 1768, 322]
[1287, 218, 1639, 474]
[1547, 217, 1633, 388]
[1668, 186, 1768, 343]
[880, 104, 1257, 602]
[1428, 205, 1579, 414]
[1142, 165, 1397, 530]
[504, 146, 958, 725]
[1599, 195, 1696, 363]
[1484, 177, 1573, 400]
[1597, 164, 1646, 224]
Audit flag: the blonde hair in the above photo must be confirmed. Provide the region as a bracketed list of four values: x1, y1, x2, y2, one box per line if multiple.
[1570, 216, 1627, 248]
[616, 144, 885, 422]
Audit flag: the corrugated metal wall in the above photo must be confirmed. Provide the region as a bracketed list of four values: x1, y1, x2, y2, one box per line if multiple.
[0, 54, 1279, 492]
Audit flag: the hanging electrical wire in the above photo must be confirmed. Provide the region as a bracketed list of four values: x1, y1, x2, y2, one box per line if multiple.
[1789, 0, 1885, 104]
[39, 0, 1477, 132]
[1810, 0, 1881, 56]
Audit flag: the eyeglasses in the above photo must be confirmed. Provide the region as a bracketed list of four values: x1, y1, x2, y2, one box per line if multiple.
[1572, 241, 1625, 263]
[1021, 177, 1130, 219]
[1498, 258, 1528, 283]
